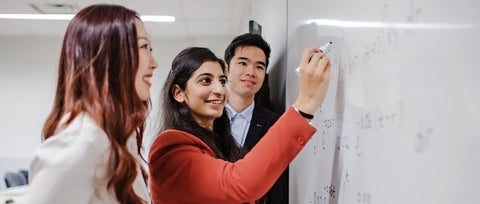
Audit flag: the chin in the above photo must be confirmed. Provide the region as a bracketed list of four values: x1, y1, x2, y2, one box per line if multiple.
[212, 112, 224, 119]
[139, 93, 150, 101]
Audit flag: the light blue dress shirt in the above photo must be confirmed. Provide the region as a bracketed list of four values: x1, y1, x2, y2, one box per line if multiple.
[225, 102, 255, 147]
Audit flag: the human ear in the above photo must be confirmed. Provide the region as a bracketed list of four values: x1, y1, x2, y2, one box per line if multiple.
[172, 85, 185, 103]
[224, 61, 230, 75]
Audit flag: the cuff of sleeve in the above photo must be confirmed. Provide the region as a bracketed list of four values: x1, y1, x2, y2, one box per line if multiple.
[291, 105, 314, 125]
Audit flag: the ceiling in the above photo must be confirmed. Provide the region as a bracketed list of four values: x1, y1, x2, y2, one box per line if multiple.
[0, 0, 252, 38]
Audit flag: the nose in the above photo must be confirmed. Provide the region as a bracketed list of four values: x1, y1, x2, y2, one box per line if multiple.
[244, 64, 255, 77]
[150, 54, 158, 69]
[211, 81, 225, 94]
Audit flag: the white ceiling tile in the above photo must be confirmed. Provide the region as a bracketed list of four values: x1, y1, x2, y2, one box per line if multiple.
[0, 0, 249, 38]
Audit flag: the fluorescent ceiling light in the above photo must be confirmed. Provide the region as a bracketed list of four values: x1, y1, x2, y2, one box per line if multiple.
[0, 14, 175, 22]
[0, 14, 74, 20]
[306, 19, 475, 29]
[140, 15, 175, 22]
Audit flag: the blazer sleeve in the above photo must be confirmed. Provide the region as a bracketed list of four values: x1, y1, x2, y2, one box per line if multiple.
[148, 107, 316, 203]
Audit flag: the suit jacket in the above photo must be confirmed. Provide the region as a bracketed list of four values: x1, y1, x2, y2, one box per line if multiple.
[243, 106, 288, 204]
[148, 107, 316, 204]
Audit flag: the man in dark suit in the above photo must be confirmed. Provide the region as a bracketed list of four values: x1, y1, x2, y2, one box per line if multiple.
[224, 33, 288, 204]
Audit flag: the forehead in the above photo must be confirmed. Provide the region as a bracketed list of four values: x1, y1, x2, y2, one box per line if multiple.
[233, 46, 266, 62]
[134, 18, 149, 39]
[192, 61, 225, 76]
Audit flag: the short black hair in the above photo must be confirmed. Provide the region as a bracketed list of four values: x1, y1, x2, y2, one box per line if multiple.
[224, 33, 271, 68]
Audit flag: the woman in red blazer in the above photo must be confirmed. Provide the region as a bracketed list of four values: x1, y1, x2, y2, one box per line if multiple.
[149, 47, 330, 203]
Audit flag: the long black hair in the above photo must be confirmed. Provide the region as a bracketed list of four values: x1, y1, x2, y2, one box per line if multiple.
[160, 47, 244, 161]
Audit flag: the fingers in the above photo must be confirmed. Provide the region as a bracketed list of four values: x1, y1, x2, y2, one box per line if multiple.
[295, 47, 332, 115]
[299, 47, 330, 74]
[322, 60, 331, 80]
[300, 47, 320, 66]
[314, 52, 330, 73]
[303, 51, 330, 75]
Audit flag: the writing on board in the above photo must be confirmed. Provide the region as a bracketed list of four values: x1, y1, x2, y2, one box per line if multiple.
[287, 0, 480, 203]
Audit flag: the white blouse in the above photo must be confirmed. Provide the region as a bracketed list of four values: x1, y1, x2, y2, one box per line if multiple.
[19, 113, 150, 204]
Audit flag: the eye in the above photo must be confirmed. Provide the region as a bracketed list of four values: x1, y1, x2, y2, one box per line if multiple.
[140, 44, 153, 53]
[219, 78, 228, 86]
[238, 61, 247, 66]
[256, 65, 266, 70]
[199, 77, 212, 85]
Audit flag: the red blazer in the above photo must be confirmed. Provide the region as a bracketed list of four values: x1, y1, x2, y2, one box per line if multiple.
[148, 107, 316, 204]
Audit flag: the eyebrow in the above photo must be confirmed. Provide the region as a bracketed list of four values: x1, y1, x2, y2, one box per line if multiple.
[137, 36, 150, 42]
[195, 73, 227, 79]
[195, 73, 213, 79]
[237, 56, 266, 67]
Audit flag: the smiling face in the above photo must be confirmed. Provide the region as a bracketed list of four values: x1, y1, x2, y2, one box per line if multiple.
[173, 61, 228, 129]
[226, 46, 266, 101]
[134, 18, 158, 101]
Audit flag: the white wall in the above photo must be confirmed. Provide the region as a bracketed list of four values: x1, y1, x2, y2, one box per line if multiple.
[0, 35, 231, 188]
[249, 0, 288, 112]
[0, 37, 60, 159]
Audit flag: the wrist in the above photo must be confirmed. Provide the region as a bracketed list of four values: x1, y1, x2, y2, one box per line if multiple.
[292, 104, 314, 120]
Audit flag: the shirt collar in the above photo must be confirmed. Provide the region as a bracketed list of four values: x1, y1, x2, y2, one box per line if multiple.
[225, 101, 255, 121]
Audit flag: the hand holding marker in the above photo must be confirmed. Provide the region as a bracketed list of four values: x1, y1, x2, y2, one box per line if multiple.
[296, 41, 332, 74]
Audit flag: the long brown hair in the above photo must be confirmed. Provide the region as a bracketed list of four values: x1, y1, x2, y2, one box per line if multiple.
[42, 4, 148, 203]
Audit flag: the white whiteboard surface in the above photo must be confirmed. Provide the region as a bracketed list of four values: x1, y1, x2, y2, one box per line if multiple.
[286, 0, 480, 203]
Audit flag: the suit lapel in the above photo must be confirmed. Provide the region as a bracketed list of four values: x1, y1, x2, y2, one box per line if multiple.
[244, 107, 266, 150]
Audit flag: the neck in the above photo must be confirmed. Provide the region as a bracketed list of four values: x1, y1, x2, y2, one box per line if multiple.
[228, 93, 254, 113]
[193, 116, 214, 131]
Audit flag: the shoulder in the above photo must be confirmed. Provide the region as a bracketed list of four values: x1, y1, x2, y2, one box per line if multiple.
[255, 105, 280, 117]
[254, 105, 281, 121]
[149, 129, 215, 160]
[36, 114, 110, 161]
[152, 129, 206, 147]
[44, 114, 110, 152]
[27, 114, 111, 199]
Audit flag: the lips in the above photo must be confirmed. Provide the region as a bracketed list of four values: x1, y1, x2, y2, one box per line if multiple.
[206, 99, 224, 104]
[143, 74, 152, 86]
[241, 79, 256, 87]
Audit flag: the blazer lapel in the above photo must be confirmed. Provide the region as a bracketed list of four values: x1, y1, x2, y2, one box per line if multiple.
[244, 107, 267, 150]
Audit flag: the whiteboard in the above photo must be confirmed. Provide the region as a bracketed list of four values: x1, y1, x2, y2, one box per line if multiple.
[286, 0, 480, 203]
